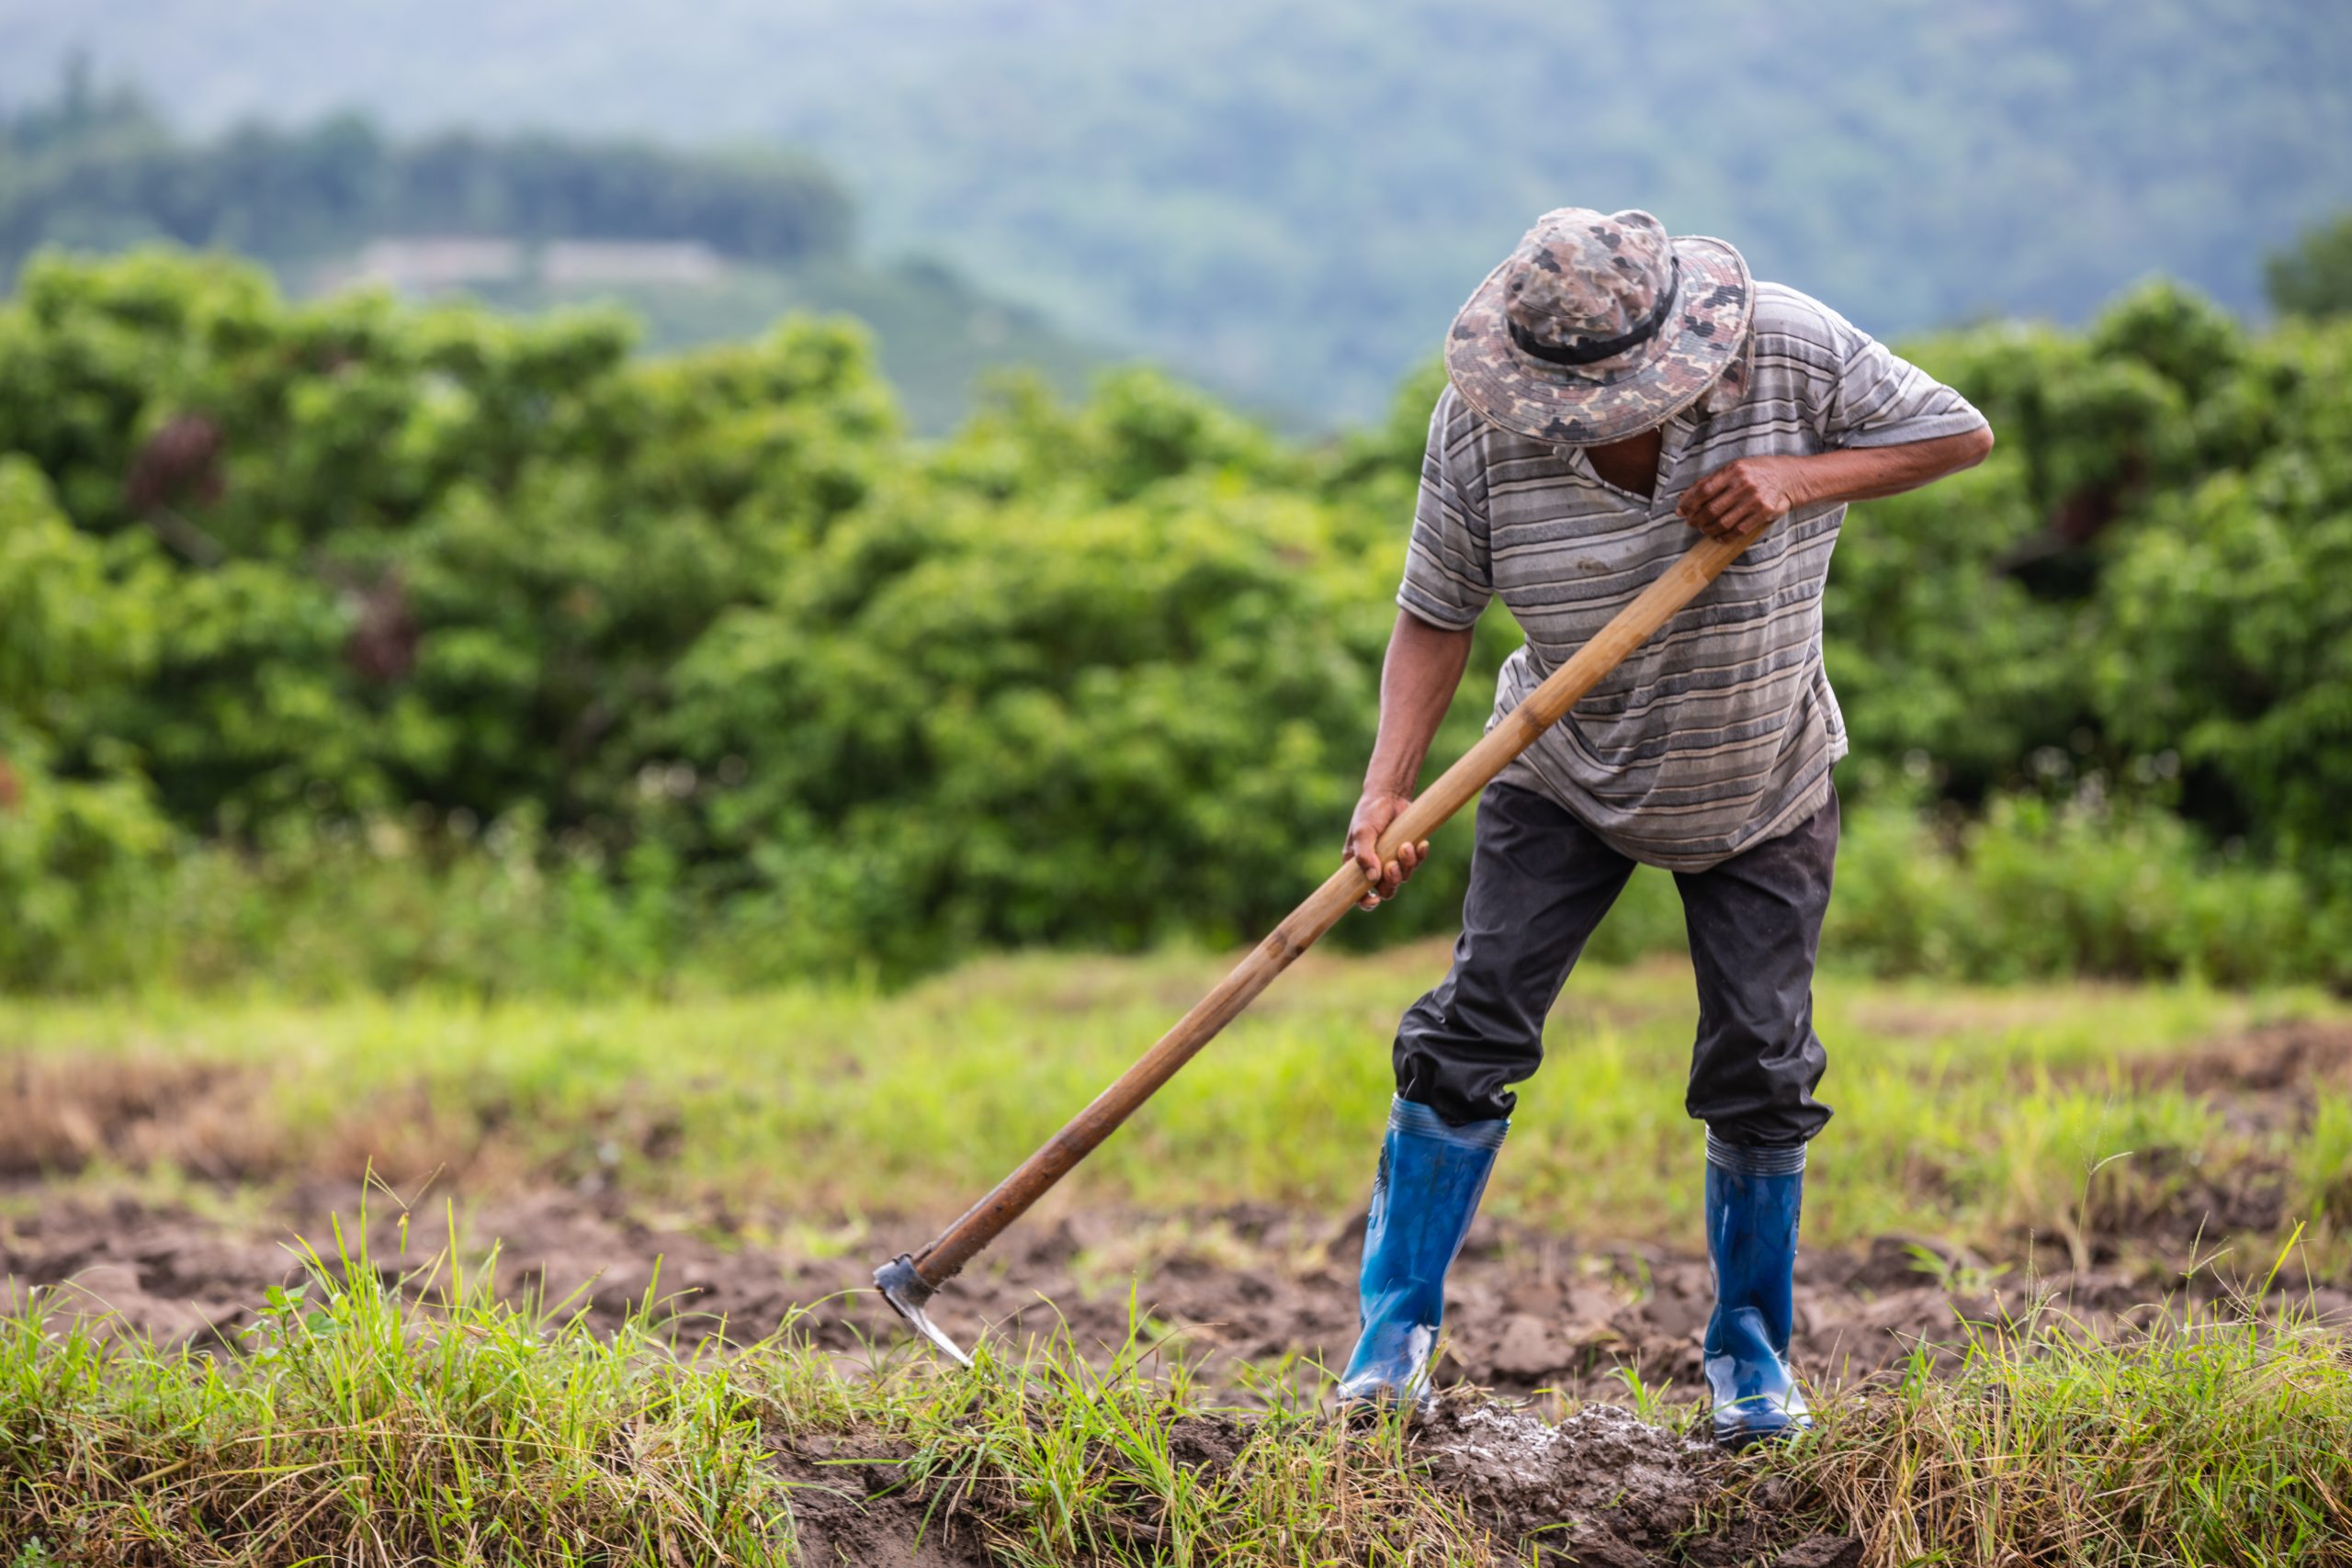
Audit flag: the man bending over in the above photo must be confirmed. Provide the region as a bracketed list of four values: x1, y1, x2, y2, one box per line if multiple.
[1339, 208, 1993, 1446]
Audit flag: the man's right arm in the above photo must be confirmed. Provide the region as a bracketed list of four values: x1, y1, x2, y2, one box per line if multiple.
[1346, 607, 1476, 910]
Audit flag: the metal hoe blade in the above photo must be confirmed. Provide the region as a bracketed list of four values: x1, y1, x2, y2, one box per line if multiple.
[873, 1255, 972, 1366]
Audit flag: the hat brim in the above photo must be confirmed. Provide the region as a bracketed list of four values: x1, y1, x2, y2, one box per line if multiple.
[1444, 235, 1753, 446]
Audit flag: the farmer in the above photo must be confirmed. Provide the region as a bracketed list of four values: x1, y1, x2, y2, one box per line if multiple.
[1340, 209, 1993, 1445]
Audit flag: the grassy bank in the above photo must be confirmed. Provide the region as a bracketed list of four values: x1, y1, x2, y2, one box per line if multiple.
[2, 945, 2345, 1268]
[4, 1220, 2347, 1566]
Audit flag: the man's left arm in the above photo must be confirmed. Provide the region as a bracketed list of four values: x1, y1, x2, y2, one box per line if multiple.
[1677, 427, 1996, 541]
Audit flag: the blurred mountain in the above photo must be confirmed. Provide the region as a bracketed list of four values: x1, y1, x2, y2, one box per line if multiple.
[5, 0, 2348, 423]
[0, 70, 1102, 431]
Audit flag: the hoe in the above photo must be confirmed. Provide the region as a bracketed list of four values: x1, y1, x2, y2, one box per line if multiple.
[875, 529, 1756, 1362]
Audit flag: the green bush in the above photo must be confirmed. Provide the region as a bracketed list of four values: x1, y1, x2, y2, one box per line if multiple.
[1826, 788, 2345, 988]
[2, 253, 2349, 993]
[0, 455, 175, 986]
[2087, 326, 2352, 856]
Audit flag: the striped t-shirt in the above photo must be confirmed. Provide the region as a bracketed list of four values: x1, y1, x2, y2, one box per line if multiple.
[1398, 281, 1989, 870]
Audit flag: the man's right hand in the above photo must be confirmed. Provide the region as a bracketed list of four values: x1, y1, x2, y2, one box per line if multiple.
[1346, 789, 1430, 910]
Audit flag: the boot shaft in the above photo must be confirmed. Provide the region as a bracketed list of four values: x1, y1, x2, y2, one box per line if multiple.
[1359, 1099, 1507, 1302]
[1702, 1134, 1805, 1352]
[1339, 1098, 1506, 1406]
[1701, 1133, 1810, 1446]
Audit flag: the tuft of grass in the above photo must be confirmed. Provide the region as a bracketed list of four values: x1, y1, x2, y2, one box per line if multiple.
[0, 1213, 1493, 1565]
[0, 1212, 800, 1565]
[6, 1213, 2352, 1564]
[854, 1335, 1487, 1566]
[2298, 1094, 2352, 1233]
[1762, 1253, 2352, 1567]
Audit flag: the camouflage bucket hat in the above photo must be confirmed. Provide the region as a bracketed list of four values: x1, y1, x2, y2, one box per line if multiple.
[1446, 208, 1753, 446]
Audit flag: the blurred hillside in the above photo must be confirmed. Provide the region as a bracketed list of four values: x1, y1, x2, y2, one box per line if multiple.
[5, 0, 2347, 422]
[0, 72, 1103, 431]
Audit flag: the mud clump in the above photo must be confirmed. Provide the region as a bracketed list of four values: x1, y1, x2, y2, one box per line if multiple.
[775, 1432, 994, 1568]
[1167, 1411, 1249, 1472]
[1408, 1401, 1862, 1565]
[1415, 1401, 1718, 1563]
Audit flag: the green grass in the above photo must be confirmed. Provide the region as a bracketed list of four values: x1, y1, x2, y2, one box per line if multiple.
[4, 1210, 2348, 1565]
[4, 949, 2351, 1562]
[1784, 1249, 2352, 1566]
[0, 1213, 1487, 1565]
[1, 1216, 799, 1563]
[0, 945, 2340, 1263]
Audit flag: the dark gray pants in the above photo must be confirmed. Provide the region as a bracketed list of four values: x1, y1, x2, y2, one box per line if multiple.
[1394, 781, 1837, 1147]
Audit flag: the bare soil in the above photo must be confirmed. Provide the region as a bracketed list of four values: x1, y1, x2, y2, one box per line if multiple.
[3, 1021, 2347, 1562]
[6, 1021, 2348, 1394]
[763, 1400, 1855, 1567]
[11, 1179, 2343, 1403]
[2141, 1016, 2352, 1119]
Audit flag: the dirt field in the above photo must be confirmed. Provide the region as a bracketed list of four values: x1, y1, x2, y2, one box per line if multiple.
[1, 1018, 2344, 1359]
[4, 1005, 2349, 1564]
[6, 1187, 1910, 1564]
[11, 1179, 2344, 1565]
[13, 1179, 2348, 1389]
[9, 1019, 2348, 1394]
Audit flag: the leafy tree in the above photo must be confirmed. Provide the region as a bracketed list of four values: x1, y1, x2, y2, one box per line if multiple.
[0, 454, 175, 980]
[0, 251, 898, 839]
[3, 249, 2350, 987]
[2266, 212, 2352, 319]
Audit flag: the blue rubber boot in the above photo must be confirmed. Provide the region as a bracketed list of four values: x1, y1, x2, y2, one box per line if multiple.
[1702, 1134, 1813, 1448]
[1337, 1098, 1507, 1411]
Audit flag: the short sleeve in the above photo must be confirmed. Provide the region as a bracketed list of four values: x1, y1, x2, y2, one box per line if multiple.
[1396, 389, 1494, 630]
[1813, 310, 1990, 450]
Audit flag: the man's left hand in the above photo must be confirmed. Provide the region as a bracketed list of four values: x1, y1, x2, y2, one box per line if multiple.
[1678, 457, 1810, 540]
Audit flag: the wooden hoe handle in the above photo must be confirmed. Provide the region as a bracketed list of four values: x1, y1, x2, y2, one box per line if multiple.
[878, 530, 1755, 1327]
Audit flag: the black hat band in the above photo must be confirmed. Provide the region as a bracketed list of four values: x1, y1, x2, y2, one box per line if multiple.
[1509, 258, 1681, 368]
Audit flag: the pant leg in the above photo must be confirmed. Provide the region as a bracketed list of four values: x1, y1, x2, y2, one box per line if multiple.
[1394, 782, 1636, 1125]
[1674, 786, 1839, 1147]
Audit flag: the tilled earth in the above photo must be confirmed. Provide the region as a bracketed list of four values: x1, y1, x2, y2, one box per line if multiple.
[2, 1189, 1924, 1566]
[4, 1187, 1908, 1564]
[20, 1187, 2327, 1566]
[772, 1399, 1865, 1568]
[7, 1180, 2343, 1404]
[4, 1020, 2349, 1563]
[7, 1019, 2352, 1397]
